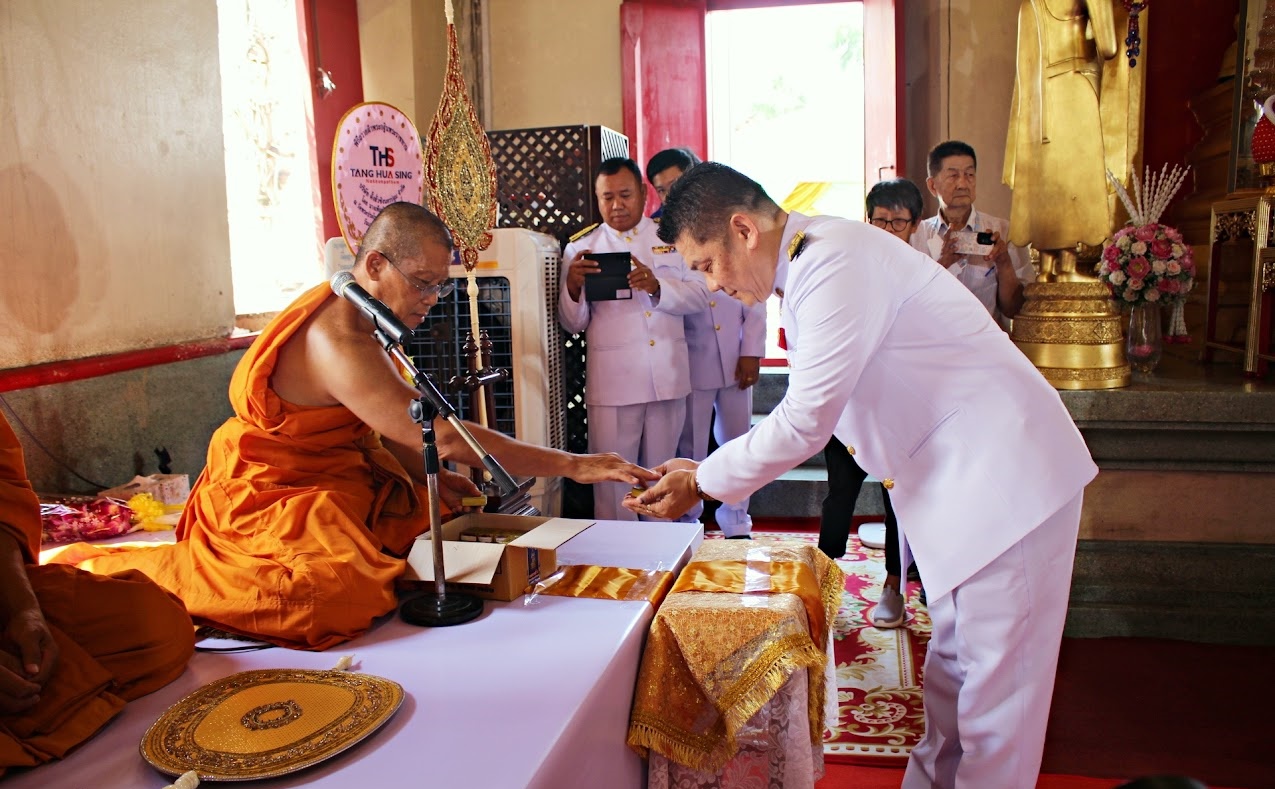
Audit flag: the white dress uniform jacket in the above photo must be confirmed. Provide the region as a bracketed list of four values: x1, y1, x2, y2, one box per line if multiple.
[678, 284, 767, 532]
[910, 207, 1035, 324]
[682, 287, 768, 392]
[558, 217, 709, 406]
[697, 212, 1096, 602]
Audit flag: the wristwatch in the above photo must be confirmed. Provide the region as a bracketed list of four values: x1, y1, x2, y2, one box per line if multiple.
[693, 473, 717, 503]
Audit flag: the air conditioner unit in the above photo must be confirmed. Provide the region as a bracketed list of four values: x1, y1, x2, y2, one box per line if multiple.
[407, 227, 565, 516]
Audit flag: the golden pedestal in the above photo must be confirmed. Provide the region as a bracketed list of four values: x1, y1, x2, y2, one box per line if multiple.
[1011, 279, 1131, 390]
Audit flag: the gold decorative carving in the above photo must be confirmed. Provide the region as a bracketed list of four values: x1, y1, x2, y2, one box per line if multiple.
[141, 669, 403, 780]
[1214, 210, 1256, 242]
[1034, 365, 1133, 384]
[1264, 259, 1275, 292]
[1011, 279, 1129, 390]
[1011, 317, 1124, 344]
[425, 23, 497, 271]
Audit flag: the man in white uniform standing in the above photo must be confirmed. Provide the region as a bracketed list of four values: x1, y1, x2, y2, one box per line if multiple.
[628, 163, 1097, 789]
[648, 149, 766, 536]
[559, 157, 709, 521]
[911, 140, 1036, 327]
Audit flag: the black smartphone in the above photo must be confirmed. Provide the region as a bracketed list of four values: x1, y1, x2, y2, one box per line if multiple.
[582, 252, 633, 301]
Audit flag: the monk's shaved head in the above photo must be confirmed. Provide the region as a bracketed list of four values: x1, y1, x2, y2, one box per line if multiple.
[356, 202, 453, 265]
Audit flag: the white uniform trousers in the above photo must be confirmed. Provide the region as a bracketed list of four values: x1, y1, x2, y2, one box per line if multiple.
[588, 398, 687, 522]
[902, 491, 1083, 789]
[676, 385, 754, 535]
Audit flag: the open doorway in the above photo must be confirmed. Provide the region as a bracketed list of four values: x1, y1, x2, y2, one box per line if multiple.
[705, 1, 866, 361]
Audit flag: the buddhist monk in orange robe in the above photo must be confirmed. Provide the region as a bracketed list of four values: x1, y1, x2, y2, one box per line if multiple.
[55, 203, 657, 651]
[0, 413, 193, 776]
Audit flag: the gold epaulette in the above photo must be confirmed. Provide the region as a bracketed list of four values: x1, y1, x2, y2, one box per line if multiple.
[787, 231, 807, 261]
[651, 245, 676, 254]
[569, 223, 600, 243]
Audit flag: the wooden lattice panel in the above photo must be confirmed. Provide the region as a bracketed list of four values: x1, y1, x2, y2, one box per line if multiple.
[485, 125, 629, 517]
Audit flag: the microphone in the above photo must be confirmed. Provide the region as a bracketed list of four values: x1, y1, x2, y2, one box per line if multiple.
[330, 271, 411, 345]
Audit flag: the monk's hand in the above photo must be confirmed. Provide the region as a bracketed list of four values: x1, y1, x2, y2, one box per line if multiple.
[735, 356, 761, 390]
[0, 607, 57, 712]
[0, 652, 42, 714]
[568, 453, 660, 486]
[437, 468, 483, 512]
[622, 465, 700, 520]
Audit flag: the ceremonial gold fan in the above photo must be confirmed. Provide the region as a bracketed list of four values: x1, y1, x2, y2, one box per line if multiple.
[140, 669, 404, 781]
[424, 0, 499, 429]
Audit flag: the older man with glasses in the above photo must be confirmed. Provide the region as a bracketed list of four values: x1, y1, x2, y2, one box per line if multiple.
[56, 202, 657, 651]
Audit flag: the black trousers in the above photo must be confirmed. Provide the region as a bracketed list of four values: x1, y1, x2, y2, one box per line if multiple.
[819, 434, 898, 574]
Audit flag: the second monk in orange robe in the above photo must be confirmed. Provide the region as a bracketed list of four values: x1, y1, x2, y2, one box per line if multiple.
[0, 413, 193, 776]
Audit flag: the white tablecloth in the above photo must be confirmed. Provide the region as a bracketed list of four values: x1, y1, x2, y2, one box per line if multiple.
[13, 520, 703, 789]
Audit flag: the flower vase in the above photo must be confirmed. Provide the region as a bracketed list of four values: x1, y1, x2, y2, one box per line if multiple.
[1126, 301, 1162, 373]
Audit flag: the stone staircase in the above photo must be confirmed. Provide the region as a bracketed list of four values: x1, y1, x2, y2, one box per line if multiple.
[743, 365, 1275, 646]
[746, 369, 886, 519]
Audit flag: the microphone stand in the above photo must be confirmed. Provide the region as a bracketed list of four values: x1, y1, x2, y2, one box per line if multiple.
[371, 328, 514, 627]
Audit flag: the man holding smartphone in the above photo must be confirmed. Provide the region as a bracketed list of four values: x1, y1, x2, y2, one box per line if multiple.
[911, 140, 1035, 326]
[559, 157, 710, 520]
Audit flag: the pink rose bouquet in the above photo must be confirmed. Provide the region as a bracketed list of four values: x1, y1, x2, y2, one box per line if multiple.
[1096, 223, 1195, 309]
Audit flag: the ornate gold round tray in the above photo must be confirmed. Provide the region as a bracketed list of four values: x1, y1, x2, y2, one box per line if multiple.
[140, 669, 404, 781]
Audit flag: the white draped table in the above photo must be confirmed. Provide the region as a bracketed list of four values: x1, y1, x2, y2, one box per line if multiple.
[14, 520, 702, 789]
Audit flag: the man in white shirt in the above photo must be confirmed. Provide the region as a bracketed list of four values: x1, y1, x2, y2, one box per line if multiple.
[627, 162, 1096, 789]
[558, 157, 710, 520]
[647, 148, 766, 536]
[911, 140, 1036, 325]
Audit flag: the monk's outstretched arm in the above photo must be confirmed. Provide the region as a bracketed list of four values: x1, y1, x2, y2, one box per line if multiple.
[311, 324, 659, 489]
[431, 417, 652, 486]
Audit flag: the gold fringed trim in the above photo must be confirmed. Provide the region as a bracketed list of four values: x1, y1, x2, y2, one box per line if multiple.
[627, 713, 727, 767]
[719, 644, 826, 744]
[629, 634, 827, 774]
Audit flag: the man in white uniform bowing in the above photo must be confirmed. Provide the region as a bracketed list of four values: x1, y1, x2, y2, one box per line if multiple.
[560, 157, 709, 521]
[626, 162, 1097, 789]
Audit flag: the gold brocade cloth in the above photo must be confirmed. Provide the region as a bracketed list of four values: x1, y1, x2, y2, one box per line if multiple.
[536, 565, 675, 607]
[627, 541, 845, 772]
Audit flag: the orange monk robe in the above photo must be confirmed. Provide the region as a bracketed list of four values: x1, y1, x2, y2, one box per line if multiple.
[0, 416, 194, 775]
[58, 284, 435, 651]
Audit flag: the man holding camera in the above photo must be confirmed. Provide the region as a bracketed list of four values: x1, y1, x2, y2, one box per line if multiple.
[559, 157, 710, 521]
[912, 140, 1035, 325]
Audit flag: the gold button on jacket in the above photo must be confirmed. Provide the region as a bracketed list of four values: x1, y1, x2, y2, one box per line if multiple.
[882, 478, 895, 490]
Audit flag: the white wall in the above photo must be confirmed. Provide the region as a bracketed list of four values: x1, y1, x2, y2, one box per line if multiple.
[0, 0, 234, 369]
[487, 0, 624, 132]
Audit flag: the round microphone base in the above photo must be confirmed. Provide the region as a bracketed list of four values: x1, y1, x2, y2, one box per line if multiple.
[400, 592, 484, 627]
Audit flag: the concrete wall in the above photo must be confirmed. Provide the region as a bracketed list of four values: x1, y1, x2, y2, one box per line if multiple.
[0, 1, 234, 369]
[2, 353, 244, 495]
[487, 0, 624, 132]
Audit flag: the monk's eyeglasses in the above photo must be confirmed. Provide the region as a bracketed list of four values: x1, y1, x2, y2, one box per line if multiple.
[382, 252, 456, 299]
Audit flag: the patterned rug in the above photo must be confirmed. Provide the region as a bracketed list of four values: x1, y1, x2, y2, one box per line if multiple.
[710, 530, 930, 766]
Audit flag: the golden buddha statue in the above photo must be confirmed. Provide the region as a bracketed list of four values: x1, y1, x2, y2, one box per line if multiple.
[1002, 0, 1134, 389]
[1004, 0, 1117, 276]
